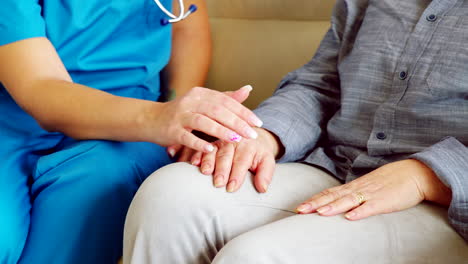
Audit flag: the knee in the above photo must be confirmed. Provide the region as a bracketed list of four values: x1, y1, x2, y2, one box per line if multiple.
[35, 140, 171, 194]
[124, 163, 221, 259]
[127, 162, 218, 216]
[89, 141, 171, 184]
[124, 162, 222, 230]
[87, 141, 149, 187]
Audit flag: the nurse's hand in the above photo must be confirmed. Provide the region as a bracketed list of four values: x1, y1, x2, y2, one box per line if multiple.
[174, 128, 282, 193]
[146, 85, 263, 153]
[295, 159, 452, 220]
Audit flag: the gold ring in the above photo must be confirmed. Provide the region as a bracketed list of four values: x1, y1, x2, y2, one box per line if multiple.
[355, 192, 366, 205]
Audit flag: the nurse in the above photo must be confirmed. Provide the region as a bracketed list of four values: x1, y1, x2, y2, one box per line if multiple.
[0, 0, 261, 263]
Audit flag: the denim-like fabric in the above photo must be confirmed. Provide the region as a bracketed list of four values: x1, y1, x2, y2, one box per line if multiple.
[254, 0, 468, 241]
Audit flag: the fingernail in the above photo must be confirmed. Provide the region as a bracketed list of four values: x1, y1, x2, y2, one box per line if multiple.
[317, 206, 331, 214]
[201, 165, 210, 174]
[250, 116, 263, 128]
[191, 159, 199, 166]
[245, 127, 258, 139]
[168, 148, 176, 158]
[227, 180, 237, 193]
[296, 203, 312, 213]
[261, 182, 269, 193]
[229, 132, 242, 142]
[242, 85, 253, 92]
[214, 176, 224, 187]
[205, 145, 214, 152]
[345, 212, 356, 219]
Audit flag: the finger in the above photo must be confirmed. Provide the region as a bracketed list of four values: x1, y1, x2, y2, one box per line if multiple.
[195, 103, 258, 140]
[345, 200, 382, 221]
[186, 113, 246, 142]
[203, 89, 263, 128]
[316, 192, 368, 216]
[200, 146, 217, 175]
[190, 151, 203, 166]
[226, 145, 255, 193]
[224, 85, 252, 103]
[167, 144, 183, 158]
[178, 130, 214, 154]
[253, 155, 276, 193]
[178, 147, 195, 162]
[213, 143, 235, 188]
[296, 186, 351, 214]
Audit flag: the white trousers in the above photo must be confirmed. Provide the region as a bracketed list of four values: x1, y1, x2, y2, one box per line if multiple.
[123, 163, 468, 264]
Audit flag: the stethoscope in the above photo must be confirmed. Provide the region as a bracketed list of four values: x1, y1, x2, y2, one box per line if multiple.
[153, 0, 198, 26]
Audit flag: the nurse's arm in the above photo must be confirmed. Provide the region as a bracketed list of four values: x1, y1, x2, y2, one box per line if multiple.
[164, 0, 212, 97]
[0, 37, 160, 142]
[0, 38, 261, 152]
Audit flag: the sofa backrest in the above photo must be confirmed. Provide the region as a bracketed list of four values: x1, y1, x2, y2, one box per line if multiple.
[206, 0, 335, 109]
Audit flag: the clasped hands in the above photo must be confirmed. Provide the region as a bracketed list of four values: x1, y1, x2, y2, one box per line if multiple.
[170, 127, 452, 220]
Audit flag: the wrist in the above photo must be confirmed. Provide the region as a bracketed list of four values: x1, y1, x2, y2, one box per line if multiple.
[411, 159, 452, 206]
[136, 101, 164, 143]
[256, 128, 284, 159]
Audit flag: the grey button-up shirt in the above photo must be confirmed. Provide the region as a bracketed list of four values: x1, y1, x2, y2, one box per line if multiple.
[254, 0, 468, 241]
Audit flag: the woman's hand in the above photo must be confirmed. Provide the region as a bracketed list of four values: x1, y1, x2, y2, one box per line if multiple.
[143, 85, 263, 153]
[173, 128, 282, 193]
[296, 159, 452, 220]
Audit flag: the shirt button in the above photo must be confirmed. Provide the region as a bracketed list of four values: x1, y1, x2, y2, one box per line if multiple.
[376, 132, 387, 140]
[399, 71, 407, 80]
[426, 14, 438, 22]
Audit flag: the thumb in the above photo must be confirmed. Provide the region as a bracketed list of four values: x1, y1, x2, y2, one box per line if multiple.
[224, 85, 253, 103]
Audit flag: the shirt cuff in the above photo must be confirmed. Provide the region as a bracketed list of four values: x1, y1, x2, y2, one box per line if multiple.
[253, 107, 301, 163]
[411, 137, 468, 241]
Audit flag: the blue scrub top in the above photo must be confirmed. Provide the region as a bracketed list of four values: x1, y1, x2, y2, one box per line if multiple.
[0, 0, 172, 101]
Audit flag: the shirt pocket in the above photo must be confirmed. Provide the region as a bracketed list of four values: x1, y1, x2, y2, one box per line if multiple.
[426, 16, 468, 100]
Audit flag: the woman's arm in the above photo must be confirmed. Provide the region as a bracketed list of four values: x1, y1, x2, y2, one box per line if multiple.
[164, 0, 212, 98]
[0, 38, 153, 142]
[0, 38, 261, 152]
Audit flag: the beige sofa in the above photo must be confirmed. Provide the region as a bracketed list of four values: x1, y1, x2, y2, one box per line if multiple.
[206, 0, 335, 109]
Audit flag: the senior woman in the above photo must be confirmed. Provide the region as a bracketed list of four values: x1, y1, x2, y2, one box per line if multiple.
[124, 0, 468, 263]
